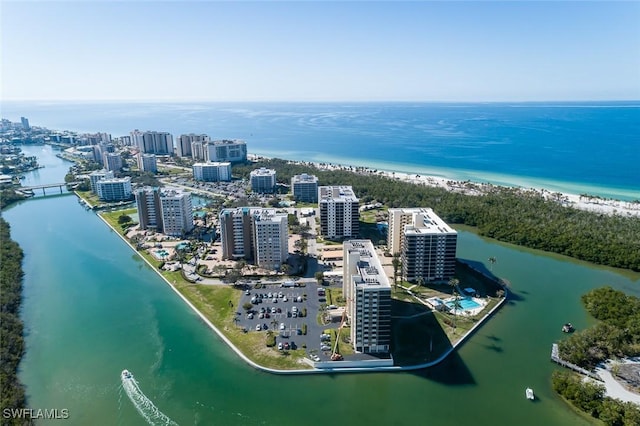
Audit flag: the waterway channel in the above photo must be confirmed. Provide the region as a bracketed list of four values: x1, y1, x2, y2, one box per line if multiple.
[3, 145, 639, 425]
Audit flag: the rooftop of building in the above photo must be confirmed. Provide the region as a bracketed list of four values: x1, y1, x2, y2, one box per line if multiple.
[292, 173, 318, 183]
[390, 207, 457, 235]
[250, 167, 276, 176]
[193, 161, 232, 167]
[318, 185, 359, 202]
[211, 139, 246, 145]
[345, 240, 390, 289]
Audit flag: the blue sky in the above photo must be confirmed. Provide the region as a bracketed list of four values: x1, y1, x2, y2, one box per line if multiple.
[2, 1, 639, 101]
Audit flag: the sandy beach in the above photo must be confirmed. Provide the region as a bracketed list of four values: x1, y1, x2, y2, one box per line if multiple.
[249, 155, 640, 218]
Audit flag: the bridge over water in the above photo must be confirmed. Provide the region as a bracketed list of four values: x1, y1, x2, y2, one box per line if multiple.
[19, 182, 81, 196]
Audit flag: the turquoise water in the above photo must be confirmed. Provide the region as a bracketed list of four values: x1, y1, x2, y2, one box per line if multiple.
[446, 297, 481, 310]
[2, 101, 639, 200]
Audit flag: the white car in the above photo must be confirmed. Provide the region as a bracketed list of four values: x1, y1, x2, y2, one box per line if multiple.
[255, 324, 262, 331]
[277, 342, 283, 350]
[280, 323, 286, 330]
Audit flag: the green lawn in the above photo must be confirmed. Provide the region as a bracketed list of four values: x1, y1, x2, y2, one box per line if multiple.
[76, 190, 100, 207]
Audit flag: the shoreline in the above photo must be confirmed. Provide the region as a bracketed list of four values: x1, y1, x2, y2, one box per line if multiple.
[248, 153, 640, 217]
[93, 197, 505, 374]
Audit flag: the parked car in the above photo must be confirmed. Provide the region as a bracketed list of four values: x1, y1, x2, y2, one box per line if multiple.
[277, 342, 283, 350]
[321, 345, 331, 351]
[280, 323, 286, 330]
[255, 324, 261, 331]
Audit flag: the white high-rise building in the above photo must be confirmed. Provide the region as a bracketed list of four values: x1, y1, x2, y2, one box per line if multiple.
[387, 208, 457, 282]
[135, 187, 194, 236]
[250, 168, 276, 193]
[291, 173, 318, 203]
[137, 153, 158, 173]
[318, 186, 359, 239]
[177, 134, 209, 157]
[131, 130, 173, 155]
[89, 169, 115, 193]
[103, 152, 123, 172]
[96, 177, 132, 201]
[204, 139, 247, 163]
[252, 209, 289, 270]
[343, 240, 392, 354]
[135, 187, 163, 231]
[159, 189, 194, 237]
[192, 162, 231, 182]
[191, 140, 206, 161]
[218, 207, 289, 268]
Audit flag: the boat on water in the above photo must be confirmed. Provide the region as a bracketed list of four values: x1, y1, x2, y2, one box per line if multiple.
[562, 323, 575, 333]
[526, 388, 535, 400]
[122, 369, 133, 380]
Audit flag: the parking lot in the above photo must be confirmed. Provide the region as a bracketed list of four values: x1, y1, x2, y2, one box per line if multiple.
[236, 280, 341, 360]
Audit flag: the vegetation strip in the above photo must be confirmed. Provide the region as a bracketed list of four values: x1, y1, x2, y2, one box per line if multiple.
[0, 218, 31, 424]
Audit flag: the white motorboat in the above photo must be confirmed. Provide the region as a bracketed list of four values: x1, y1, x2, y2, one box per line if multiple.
[122, 369, 133, 380]
[526, 387, 535, 400]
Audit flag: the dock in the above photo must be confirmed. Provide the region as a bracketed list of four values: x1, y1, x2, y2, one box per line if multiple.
[551, 343, 602, 381]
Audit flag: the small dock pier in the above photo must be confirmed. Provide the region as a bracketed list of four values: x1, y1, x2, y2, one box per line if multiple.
[551, 343, 602, 381]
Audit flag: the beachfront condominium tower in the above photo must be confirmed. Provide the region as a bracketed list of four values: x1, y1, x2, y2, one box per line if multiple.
[131, 130, 174, 155]
[388, 208, 457, 283]
[135, 187, 164, 231]
[343, 240, 391, 354]
[219, 207, 289, 268]
[89, 169, 115, 193]
[204, 139, 247, 163]
[192, 162, 232, 182]
[103, 152, 123, 172]
[159, 189, 194, 237]
[219, 207, 256, 262]
[318, 186, 360, 239]
[96, 177, 132, 201]
[135, 187, 194, 236]
[137, 153, 158, 173]
[177, 133, 210, 158]
[252, 209, 289, 270]
[250, 168, 277, 194]
[291, 173, 318, 203]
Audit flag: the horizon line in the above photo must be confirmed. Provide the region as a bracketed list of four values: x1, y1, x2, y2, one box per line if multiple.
[2, 98, 640, 104]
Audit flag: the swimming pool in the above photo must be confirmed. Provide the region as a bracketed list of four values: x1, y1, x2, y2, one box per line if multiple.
[446, 297, 481, 310]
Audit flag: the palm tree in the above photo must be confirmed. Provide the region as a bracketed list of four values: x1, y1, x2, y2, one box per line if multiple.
[391, 253, 401, 288]
[448, 277, 460, 333]
[488, 256, 497, 271]
[271, 318, 279, 331]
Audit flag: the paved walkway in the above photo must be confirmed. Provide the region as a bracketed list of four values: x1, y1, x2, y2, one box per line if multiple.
[593, 365, 640, 405]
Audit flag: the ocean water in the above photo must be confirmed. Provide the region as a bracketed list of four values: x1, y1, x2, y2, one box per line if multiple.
[2, 101, 639, 200]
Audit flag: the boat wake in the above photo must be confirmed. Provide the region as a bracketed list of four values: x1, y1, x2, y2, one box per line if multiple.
[121, 370, 178, 426]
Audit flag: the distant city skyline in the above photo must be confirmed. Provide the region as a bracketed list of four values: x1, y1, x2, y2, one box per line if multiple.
[2, 1, 639, 102]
